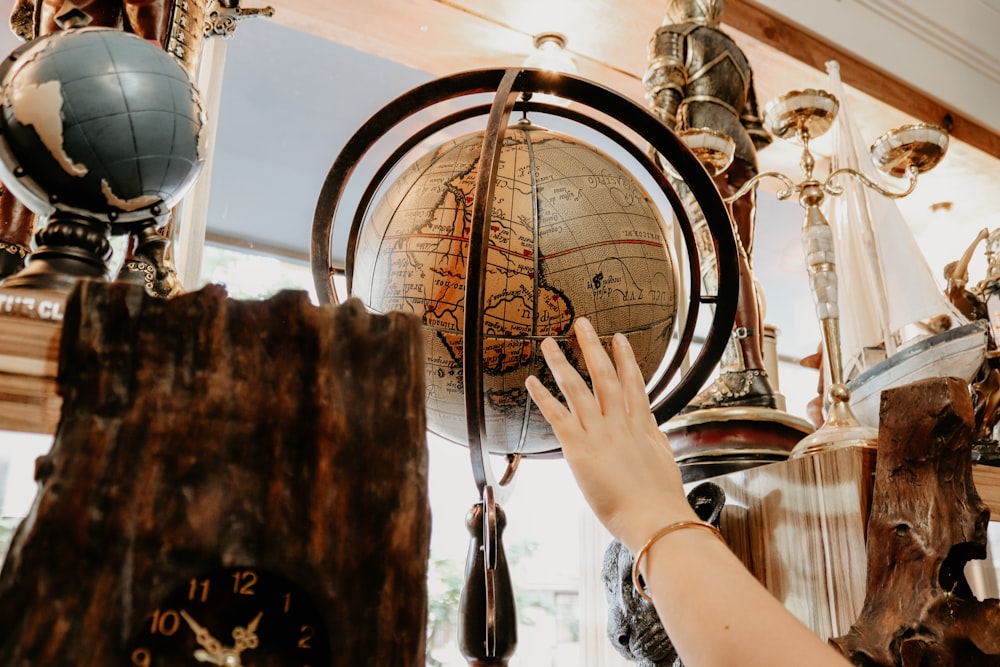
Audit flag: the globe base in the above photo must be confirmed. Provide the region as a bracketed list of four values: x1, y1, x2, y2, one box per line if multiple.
[1, 212, 111, 292]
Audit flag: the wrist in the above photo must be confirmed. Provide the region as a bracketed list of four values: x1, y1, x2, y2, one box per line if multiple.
[631, 520, 728, 602]
[620, 505, 701, 554]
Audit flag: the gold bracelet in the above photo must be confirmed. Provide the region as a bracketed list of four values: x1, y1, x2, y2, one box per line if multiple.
[631, 520, 726, 603]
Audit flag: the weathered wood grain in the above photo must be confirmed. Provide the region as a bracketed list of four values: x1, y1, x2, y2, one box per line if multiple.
[0, 281, 430, 666]
[700, 445, 874, 641]
[831, 377, 1000, 666]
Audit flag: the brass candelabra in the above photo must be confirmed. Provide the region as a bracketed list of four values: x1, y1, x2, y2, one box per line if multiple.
[685, 89, 948, 457]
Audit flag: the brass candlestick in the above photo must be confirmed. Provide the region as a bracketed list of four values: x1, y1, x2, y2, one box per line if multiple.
[727, 89, 948, 457]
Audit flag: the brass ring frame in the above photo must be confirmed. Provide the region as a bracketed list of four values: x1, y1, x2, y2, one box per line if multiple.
[310, 67, 739, 494]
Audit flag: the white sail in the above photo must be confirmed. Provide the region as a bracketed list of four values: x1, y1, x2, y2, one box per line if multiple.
[824, 61, 964, 376]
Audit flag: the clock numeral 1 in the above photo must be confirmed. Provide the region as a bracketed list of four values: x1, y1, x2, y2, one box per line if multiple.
[188, 577, 210, 602]
[232, 569, 258, 595]
[149, 609, 181, 635]
[298, 624, 315, 649]
[283, 592, 291, 613]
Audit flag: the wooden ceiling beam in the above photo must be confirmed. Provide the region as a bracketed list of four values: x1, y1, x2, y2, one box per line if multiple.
[724, 0, 1000, 160]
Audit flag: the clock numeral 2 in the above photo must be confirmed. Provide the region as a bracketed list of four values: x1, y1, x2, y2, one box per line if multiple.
[298, 624, 315, 649]
[232, 569, 258, 595]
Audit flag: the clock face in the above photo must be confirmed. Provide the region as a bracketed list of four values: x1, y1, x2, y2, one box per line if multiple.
[129, 567, 331, 667]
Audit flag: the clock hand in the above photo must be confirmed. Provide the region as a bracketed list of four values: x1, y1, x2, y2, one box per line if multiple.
[192, 649, 225, 665]
[231, 611, 263, 653]
[180, 609, 226, 659]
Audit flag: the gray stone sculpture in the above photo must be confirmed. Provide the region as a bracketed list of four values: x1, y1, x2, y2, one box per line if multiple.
[601, 482, 725, 666]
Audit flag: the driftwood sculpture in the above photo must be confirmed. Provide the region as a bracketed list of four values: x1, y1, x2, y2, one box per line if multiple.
[832, 376, 1000, 666]
[0, 282, 430, 666]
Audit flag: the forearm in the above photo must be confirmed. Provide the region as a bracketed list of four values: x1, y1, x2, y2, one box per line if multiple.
[641, 528, 850, 667]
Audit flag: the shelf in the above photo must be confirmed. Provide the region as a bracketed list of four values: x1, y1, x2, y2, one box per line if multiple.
[0, 287, 66, 434]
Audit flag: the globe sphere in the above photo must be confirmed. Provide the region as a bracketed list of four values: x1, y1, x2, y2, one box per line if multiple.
[353, 123, 678, 455]
[0, 27, 204, 224]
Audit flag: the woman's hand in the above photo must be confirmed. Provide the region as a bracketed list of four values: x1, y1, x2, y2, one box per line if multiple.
[525, 317, 697, 553]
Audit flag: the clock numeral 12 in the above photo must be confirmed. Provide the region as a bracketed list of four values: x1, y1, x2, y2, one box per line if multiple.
[232, 569, 258, 595]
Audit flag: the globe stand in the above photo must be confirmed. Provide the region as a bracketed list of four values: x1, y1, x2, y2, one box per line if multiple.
[665, 406, 815, 482]
[1, 211, 112, 292]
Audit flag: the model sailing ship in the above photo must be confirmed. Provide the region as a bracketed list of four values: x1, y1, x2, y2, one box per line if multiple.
[822, 63, 989, 429]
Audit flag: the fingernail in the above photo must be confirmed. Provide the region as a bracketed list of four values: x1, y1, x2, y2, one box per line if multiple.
[574, 317, 593, 334]
[614, 332, 627, 347]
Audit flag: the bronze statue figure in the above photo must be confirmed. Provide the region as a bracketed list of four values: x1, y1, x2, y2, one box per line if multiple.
[14, 0, 174, 46]
[645, 0, 777, 410]
[0, 184, 33, 278]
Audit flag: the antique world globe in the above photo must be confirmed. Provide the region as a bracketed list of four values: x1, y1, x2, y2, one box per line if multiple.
[312, 68, 740, 470]
[352, 123, 679, 455]
[0, 27, 204, 224]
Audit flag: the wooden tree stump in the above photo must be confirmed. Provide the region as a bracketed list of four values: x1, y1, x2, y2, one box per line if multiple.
[831, 376, 1000, 666]
[0, 281, 430, 666]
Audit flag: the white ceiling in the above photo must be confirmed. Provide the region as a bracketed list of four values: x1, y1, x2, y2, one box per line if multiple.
[753, 0, 1000, 135]
[213, 0, 1000, 284]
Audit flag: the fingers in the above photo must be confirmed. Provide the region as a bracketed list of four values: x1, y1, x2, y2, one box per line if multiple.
[573, 318, 627, 419]
[529, 317, 645, 428]
[612, 332, 653, 417]
[530, 318, 644, 422]
[537, 334, 598, 419]
[525, 374, 577, 440]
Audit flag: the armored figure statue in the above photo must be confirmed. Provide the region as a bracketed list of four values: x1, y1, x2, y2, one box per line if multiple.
[645, 0, 777, 409]
[0, 184, 33, 278]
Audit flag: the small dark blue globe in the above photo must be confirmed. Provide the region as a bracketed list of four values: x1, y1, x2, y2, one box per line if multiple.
[0, 27, 204, 224]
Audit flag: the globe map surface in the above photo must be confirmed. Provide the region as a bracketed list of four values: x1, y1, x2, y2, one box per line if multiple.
[354, 124, 678, 455]
[0, 27, 204, 223]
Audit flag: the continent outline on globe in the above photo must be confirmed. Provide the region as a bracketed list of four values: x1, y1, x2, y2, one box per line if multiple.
[0, 27, 205, 224]
[353, 122, 678, 455]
